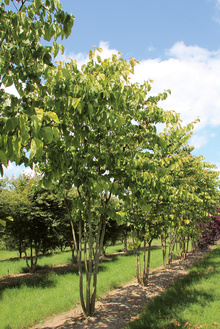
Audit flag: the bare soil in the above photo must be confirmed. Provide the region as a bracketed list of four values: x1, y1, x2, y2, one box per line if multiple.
[25, 247, 213, 329]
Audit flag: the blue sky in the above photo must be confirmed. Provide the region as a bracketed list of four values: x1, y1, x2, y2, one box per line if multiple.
[3, 0, 220, 177]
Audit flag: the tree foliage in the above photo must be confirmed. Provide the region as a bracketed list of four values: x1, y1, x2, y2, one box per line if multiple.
[1, 174, 70, 271]
[197, 207, 220, 249]
[0, 0, 74, 175]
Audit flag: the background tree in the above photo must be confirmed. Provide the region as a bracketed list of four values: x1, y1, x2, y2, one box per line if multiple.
[1, 174, 70, 271]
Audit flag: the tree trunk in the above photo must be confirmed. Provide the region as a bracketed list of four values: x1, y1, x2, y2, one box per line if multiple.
[142, 239, 146, 282]
[123, 233, 127, 252]
[161, 231, 167, 269]
[136, 246, 141, 284]
[186, 236, 190, 253]
[143, 239, 152, 286]
[180, 237, 186, 259]
[168, 227, 175, 269]
[91, 213, 106, 315]
[65, 191, 109, 318]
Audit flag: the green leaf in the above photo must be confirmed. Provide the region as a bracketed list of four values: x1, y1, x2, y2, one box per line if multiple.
[142, 204, 152, 212]
[53, 42, 59, 58]
[6, 118, 14, 132]
[42, 127, 54, 143]
[63, 13, 74, 38]
[4, 0, 9, 5]
[35, 108, 44, 122]
[89, 50, 95, 60]
[117, 117, 126, 128]
[59, 44, 65, 55]
[30, 138, 43, 159]
[52, 127, 60, 140]
[34, 0, 42, 9]
[0, 219, 6, 227]
[47, 111, 59, 123]
[13, 138, 21, 158]
[69, 97, 81, 109]
[43, 23, 53, 42]
[88, 103, 93, 120]
[0, 151, 7, 167]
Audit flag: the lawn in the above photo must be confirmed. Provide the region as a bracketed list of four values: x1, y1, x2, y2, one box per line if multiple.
[0, 240, 202, 329]
[0, 240, 162, 277]
[0, 245, 163, 329]
[124, 245, 220, 329]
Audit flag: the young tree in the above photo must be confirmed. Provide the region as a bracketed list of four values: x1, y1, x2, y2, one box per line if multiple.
[29, 50, 178, 316]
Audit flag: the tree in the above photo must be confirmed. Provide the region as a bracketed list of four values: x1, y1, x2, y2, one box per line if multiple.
[0, 0, 74, 176]
[197, 207, 220, 249]
[29, 50, 178, 317]
[1, 174, 36, 258]
[1, 174, 69, 271]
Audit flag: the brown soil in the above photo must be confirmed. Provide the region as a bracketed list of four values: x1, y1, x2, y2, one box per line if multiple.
[24, 247, 213, 329]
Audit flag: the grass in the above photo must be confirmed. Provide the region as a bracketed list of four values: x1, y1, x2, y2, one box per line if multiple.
[124, 245, 220, 329]
[0, 239, 161, 277]
[0, 239, 199, 329]
[0, 250, 74, 277]
[0, 249, 21, 261]
[0, 245, 163, 329]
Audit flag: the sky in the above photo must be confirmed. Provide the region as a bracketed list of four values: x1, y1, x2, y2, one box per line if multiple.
[3, 0, 220, 177]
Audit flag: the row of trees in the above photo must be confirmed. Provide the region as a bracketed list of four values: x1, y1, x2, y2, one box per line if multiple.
[1, 0, 220, 318]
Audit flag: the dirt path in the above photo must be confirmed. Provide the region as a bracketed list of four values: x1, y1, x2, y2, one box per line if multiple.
[30, 248, 211, 329]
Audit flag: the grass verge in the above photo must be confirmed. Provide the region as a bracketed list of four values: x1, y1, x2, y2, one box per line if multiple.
[124, 245, 220, 329]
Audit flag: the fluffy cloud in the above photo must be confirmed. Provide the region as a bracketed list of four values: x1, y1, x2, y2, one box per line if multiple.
[133, 42, 220, 129]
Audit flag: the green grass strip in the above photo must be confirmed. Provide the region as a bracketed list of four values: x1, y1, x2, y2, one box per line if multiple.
[124, 245, 220, 329]
[0, 246, 162, 329]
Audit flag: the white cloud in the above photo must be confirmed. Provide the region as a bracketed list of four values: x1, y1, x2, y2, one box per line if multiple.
[2, 162, 35, 179]
[214, 162, 220, 172]
[132, 42, 220, 129]
[189, 134, 208, 150]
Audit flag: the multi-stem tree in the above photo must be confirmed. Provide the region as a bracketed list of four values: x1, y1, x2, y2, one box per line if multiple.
[28, 50, 178, 316]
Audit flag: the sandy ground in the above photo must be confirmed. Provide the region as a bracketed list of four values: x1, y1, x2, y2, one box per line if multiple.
[27, 248, 211, 329]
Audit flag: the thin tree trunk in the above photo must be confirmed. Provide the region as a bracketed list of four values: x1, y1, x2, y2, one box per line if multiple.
[66, 197, 86, 317]
[86, 193, 93, 316]
[181, 237, 186, 259]
[30, 240, 33, 270]
[186, 236, 190, 253]
[123, 233, 127, 252]
[136, 246, 141, 284]
[143, 239, 152, 286]
[23, 248, 31, 272]
[168, 227, 175, 269]
[142, 239, 146, 281]
[161, 231, 167, 269]
[91, 213, 106, 315]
